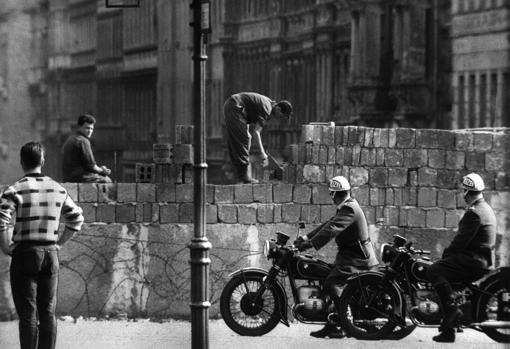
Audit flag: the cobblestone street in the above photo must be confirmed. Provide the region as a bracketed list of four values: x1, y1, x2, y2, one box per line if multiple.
[0, 318, 506, 349]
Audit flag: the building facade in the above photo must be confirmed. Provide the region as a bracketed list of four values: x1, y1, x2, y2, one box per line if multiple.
[0, 0, 508, 183]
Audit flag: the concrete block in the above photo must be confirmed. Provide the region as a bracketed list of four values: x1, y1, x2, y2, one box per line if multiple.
[352, 145, 361, 166]
[352, 186, 370, 205]
[376, 148, 385, 166]
[486, 152, 507, 171]
[301, 124, 314, 143]
[282, 203, 301, 223]
[273, 204, 282, 223]
[300, 205, 321, 224]
[117, 183, 137, 202]
[155, 164, 179, 183]
[428, 149, 446, 168]
[347, 126, 360, 146]
[370, 168, 387, 187]
[257, 204, 274, 223]
[393, 188, 403, 205]
[335, 146, 345, 165]
[293, 184, 312, 204]
[96, 204, 116, 223]
[343, 147, 353, 166]
[298, 144, 306, 164]
[151, 203, 160, 222]
[334, 126, 344, 145]
[360, 148, 377, 166]
[372, 128, 382, 147]
[296, 165, 305, 184]
[418, 187, 437, 207]
[305, 143, 314, 163]
[385, 188, 394, 205]
[408, 208, 426, 227]
[78, 183, 98, 202]
[80, 203, 97, 223]
[234, 184, 253, 203]
[385, 149, 404, 167]
[311, 144, 321, 164]
[363, 128, 374, 147]
[137, 183, 156, 202]
[445, 151, 465, 170]
[363, 206, 376, 224]
[370, 188, 385, 206]
[342, 127, 349, 146]
[178, 203, 194, 223]
[384, 206, 399, 226]
[312, 125, 323, 144]
[454, 132, 474, 151]
[237, 204, 257, 224]
[183, 164, 193, 184]
[379, 129, 390, 147]
[403, 188, 418, 205]
[97, 183, 117, 203]
[416, 129, 454, 149]
[286, 144, 299, 164]
[493, 133, 510, 152]
[153, 143, 173, 164]
[350, 167, 369, 186]
[135, 203, 152, 222]
[466, 152, 485, 171]
[312, 185, 331, 204]
[437, 170, 457, 189]
[175, 125, 194, 144]
[388, 168, 407, 187]
[159, 204, 179, 223]
[116, 204, 136, 223]
[214, 185, 234, 203]
[408, 170, 418, 186]
[175, 184, 193, 203]
[320, 205, 336, 221]
[207, 204, 218, 224]
[156, 183, 176, 202]
[445, 210, 460, 228]
[495, 172, 510, 190]
[61, 183, 78, 202]
[388, 129, 397, 148]
[318, 145, 328, 164]
[437, 190, 457, 208]
[399, 207, 410, 227]
[395, 128, 416, 148]
[173, 144, 193, 165]
[327, 146, 336, 164]
[473, 132, 493, 152]
[303, 165, 326, 183]
[218, 204, 237, 223]
[322, 125, 335, 145]
[425, 208, 445, 228]
[404, 149, 427, 168]
[253, 184, 272, 203]
[273, 183, 293, 203]
[418, 168, 437, 186]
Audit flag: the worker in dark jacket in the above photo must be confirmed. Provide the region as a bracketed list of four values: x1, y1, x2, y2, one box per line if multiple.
[294, 175, 379, 338]
[427, 173, 497, 343]
[223, 92, 292, 183]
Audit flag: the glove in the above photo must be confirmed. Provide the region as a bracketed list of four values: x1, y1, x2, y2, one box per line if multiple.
[293, 236, 305, 246]
[296, 240, 312, 252]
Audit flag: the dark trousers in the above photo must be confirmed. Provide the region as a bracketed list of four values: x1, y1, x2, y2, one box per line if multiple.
[427, 254, 486, 287]
[223, 98, 251, 166]
[10, 244, 59, 349]
[323, 266, 352, 315]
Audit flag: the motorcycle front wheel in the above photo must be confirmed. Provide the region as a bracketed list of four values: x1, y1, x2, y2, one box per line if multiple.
[220, 274, 282, 336]
[338, 274, 399, 340]
[478, 279, 510, 343]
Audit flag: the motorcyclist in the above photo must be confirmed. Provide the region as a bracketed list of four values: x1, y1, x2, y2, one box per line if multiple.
[427, 173, 497, 343]
[294, 175, 379, 338]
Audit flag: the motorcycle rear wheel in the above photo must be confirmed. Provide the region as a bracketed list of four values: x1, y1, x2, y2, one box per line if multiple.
[338, 275, 399, 340]
[478, 280, 510, 343]
[220, 275, 282, 336]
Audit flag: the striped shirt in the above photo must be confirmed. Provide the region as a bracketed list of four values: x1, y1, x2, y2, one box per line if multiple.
[0, 173, 84, 242]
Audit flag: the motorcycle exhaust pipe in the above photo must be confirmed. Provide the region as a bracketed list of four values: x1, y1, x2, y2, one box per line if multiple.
[471, 321, 510, 328]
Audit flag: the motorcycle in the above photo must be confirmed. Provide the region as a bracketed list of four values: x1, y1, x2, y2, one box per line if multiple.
[220, 228, 412, 337]
[337, 234, 510, 343]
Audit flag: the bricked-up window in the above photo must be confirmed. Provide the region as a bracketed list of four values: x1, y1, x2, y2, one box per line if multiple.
[458, 75, 466, 128]
[97, 14, 123, 60]
[490, 72, 498, 126]
[468, 74, 476, 128]
[69, 4, 97, 54]
[479, 74, 487, 127]
[97, 82, 123, 125]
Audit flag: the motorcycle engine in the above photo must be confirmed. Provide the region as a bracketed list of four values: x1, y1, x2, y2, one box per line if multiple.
[411, 289, 441, 325]
[293, 286, 328, 321]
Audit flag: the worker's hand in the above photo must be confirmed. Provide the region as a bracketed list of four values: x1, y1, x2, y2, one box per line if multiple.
[261, 157, 269, 168]
[101, 166, 112, 175]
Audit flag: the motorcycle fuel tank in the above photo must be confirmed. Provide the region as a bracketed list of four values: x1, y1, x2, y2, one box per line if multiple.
[291, 255, 332, 280]
[411, 259, 432, 282]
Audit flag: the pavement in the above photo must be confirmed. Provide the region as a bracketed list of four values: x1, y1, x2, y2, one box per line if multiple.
[0, 318, 507, 349]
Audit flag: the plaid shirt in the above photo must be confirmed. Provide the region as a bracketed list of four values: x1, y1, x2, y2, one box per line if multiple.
[0, 173, 83, 242]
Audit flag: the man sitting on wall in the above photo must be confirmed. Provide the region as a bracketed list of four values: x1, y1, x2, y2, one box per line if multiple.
[61, 114, 112, 183]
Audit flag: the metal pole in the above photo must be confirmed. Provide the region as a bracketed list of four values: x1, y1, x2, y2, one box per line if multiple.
[189, 0, 211, 348]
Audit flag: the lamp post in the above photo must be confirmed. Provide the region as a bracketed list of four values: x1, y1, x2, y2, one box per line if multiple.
[189, 1, 211, 348]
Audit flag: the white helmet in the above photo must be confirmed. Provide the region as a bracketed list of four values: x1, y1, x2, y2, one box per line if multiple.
[329, 176, 351, 191]
[461, 173, 485, 192]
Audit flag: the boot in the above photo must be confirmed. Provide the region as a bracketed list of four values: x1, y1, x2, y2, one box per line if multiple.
[433, 328, 455, 343]
[435, 282, 463, 332]
[236, 164, 258, 184]
[310, 324, 345, 339]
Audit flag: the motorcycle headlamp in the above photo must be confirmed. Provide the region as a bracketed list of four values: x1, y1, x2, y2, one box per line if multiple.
[380, 243, 398, 264]
[263, 240, 277, 259]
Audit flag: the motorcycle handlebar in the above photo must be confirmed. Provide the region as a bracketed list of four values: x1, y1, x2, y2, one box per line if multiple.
[409, 247, 431, 255]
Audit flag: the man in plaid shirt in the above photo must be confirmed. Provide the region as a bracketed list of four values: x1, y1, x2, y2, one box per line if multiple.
[0, 142, 84, 349]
